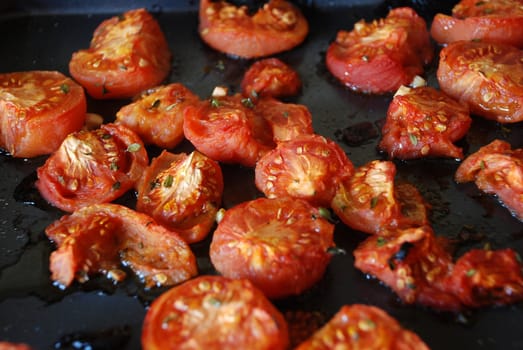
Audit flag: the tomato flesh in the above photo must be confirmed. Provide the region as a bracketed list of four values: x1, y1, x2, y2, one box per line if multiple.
[241, 58, 301, 98]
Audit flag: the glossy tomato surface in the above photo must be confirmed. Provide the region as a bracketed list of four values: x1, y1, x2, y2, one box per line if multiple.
[0, 71, 86, 158]
[241, 58, 302, 98]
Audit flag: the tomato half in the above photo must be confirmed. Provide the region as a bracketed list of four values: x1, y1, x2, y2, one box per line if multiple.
[69, 8, 171, 99]
[36, 123, 148, 212]
[0, 342, 33, 350]
[136, 150, 224, 244]
[141, 275, 290, 350]
[209, 197, 335, 299]
[455, 139, 523, 220]
[199, 0, 309, 58]
[431, 0, 523, 48]
[437, 40, 523, 124]
[0, 71, 86, 158]
[255, 134, 354, 207]
[45, 203, 197, 288]
[241, 58, 302, 98]
[115, 83, 200, 149]
[326, 7, 433, 94]
[295, 304, 430, 349]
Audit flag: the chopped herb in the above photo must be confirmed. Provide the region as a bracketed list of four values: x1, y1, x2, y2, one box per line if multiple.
[215, 60, 225, 71]
[126, 143, 141, 152]
[471, 38, 482, 43]
[250, 90, 259, 99]
[163, 174, 174, 188]
[119, 64, 128, 71]
[165, 102, 178, 111]
[102, 133, 112, 139]
[483, 8, 494, 14]
[112, 181, 121, 190]
[327, 246, 346, 255]
[376, 236, 387, 247]
[282, 111, 290, 118]
[407, 282, 417, 290]
[241, 97, 255, 108]
[60, 83, 70, 94]
[408, 133, 418, 146]
[110, 162, 119, 171]
[318, 207, 335, 222]
[475, 1, 485, 5]
[370, 196, 378, 209]
[207, 297, 222, 307]
[150, 99, 161, 109]
[210, 98, 220, 108]
[466, 269, 476, 277]
[57, 175, 65, 185]
[480, 160, 486, 170]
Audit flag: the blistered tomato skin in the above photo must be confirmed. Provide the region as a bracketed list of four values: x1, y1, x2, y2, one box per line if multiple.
[241, 58, 302, 98]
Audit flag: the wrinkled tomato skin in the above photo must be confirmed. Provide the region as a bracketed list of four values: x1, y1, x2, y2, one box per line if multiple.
[326, 7, 433, 94]
[255, 134, 354, 207]
[379, 86, 471, 160]
[141, 275, 290, 350]
[437, 40, 523, 123]
[199, 0, 308, 59]
[210, 197, 335, 299]
[0, 71, 86, 158]
[69, 8, 171, 99]
[455, 139, 523, 219]
[115, 83, 200, 149]
[136, 150, 224, 244]
[0, 342, 33, 350]
[241, 58, 301, 98]
[45, 203, 197, 289]
[431, 0, 523, 48]
[36, 123, 148, 212]
[295, 304, 430, 350]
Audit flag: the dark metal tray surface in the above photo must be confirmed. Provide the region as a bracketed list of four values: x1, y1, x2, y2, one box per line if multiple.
[0, 1, 522, 349]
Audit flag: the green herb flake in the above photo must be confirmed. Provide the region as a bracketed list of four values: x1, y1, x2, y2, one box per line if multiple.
[327, 246, 347, 255]
[466, 269, 476, 277]
[215, 60, 225, 71]
[407, 282, 417, 290]
[480, 160, 486, 170]
[483, 8, 494, 14]
[241, 97, 255, 108]
[60, 83, 70, 94]
[163, 174, 174, 188]
[102, 133, 112, 140]
[282, 111, 290, 118]
[376, 236, 387, 247]
[250, 90, 259, 99]
[126, 143, 141, 152]
[207, 297, 222, 307]
[318, 207, 334, 222]
[370, 196, 379, 209]
[210, 98, 220, 108]
[408, 133, 418, 146]
[165, 102, 178, 111]
[110, 162, 119, 171]
[475, 1, 486, 6]
[119, 64, 128, 71]
[112, 181, 121, 190]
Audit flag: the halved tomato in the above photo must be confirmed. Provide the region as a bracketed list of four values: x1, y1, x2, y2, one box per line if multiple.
[69, 8, 171, 99]
[142, 275, 289, 350]
[241, 58, 301, 98]
[136, 150, 224, 244]
[209, 197, 335, 299]
[326, 7, 433, 94]
[199, 0, 308, 58]
[36, 123, 148, 212]
[0, 71, 86, 158]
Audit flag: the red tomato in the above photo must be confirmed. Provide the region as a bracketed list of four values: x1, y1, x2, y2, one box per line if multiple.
[455, 139, 523, 219]
[69, 8, 171, 99]
[0, 342, 33, 350]
[183, 93, 275, 167]
[209, 197, 335, 299]
[45, 203, 197, 288]
[295, 304, 430, 350]
[326, 7, 433, 94]
[331, 160, 429, 235]
[141, 275, 290, 350]
[255, 134, 354, 207]
[36, 123, 148, 212]
[0, 71, 86, 158]
[136, 150, 224, 244]
[431, 0, 523, 48]
[115, 83, 200, 149]
[378, 86, 471, 160]
[437, 40, 523, 124]
[241, 58, 301, 98]
[199, 0, 309, 59]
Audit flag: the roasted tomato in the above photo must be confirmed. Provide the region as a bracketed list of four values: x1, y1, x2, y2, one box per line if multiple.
[437, 40, 523, 124]
[36, 123, 148, 212]
[209, 197, 335, 299]
[69, 8, 171, 99]
[295, 304, 429, 350]
[255, 134, 354, 207]
[136, 150, 224, 244]
[0, 342, 33, 350]
[445, 248, 523, 308]
[115, 83, 200, 149]
[241, 58, 301, 98]
[455, 139, 523, 219]
[326, 7, 433, 94]
[141, 275, 289, 350]
[0, 71, 86, 158]
[331, 160, 429, 235]
[184, 93, 275, 167]
[45, 203, 197, 288]
[431, 0, 523, 48]
[378, 86, 471, 160]
[198, 0, 308, 59]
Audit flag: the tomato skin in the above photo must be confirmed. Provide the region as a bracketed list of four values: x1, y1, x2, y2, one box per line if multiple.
[295, 304, 429, 350]
[430, 0, 523, 48]
[326, 7, 433, 94]
[455, 139, 523, 220]
[115, 83, 200, 149]
[69, 8, 171, 99]
[45, 203, 197, 288]
[255, 134, 354, 207]
[379, 86, 471, 160]
[437, 40, 523, 124]
[136, 150, 224, 244]
[0, 343, 33, 350]
[241, 58, 301, 98]
[199, 0, 308, 59]
[0, 71, 86, 158]
[141, 275, 290, 350]
[210, 197, 335, 299]
[36, 123, 148, 212]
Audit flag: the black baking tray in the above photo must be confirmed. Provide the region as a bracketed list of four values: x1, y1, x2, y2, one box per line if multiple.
[1, 1, 522, 349]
